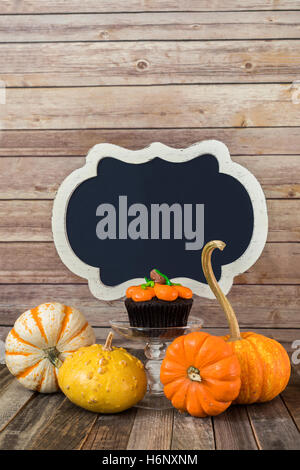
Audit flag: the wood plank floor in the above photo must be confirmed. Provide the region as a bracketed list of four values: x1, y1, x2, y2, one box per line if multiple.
[0, 1, 299, 451]
[0, 358, 299, 450]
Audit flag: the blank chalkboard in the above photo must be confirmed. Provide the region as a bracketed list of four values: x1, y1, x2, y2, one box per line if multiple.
[52, 141, 268, 300]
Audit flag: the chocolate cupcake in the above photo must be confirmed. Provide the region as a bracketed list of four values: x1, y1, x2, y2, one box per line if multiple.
[125, 269, 193, 329]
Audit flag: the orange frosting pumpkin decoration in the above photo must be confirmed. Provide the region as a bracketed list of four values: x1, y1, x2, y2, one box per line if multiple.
[125, 269, 193, 302]
[126, 285, 155, 302]
[173, 285, 193, 299]
[154, 284, 178, 301]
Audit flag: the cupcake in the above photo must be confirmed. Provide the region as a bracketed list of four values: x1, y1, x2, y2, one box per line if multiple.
[125, 269, 193, 329]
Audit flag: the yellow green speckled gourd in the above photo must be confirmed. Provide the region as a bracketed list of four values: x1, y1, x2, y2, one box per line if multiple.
[201, 240, 291, 404]
[58, 332, 147, 413]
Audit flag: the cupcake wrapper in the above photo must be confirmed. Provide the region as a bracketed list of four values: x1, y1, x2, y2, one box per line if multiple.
[125, 297, 193, 329]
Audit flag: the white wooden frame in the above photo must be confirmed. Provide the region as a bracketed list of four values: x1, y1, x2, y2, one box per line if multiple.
[52, 140, 268, 300]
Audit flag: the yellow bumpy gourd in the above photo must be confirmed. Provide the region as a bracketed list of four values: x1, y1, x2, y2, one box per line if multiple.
[58, 332, 147, 413]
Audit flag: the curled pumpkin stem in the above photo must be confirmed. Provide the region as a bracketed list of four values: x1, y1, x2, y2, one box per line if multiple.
[201, 240, 241, 342]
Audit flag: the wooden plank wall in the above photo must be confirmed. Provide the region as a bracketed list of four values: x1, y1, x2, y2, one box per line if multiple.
[0, 1, 299, 339]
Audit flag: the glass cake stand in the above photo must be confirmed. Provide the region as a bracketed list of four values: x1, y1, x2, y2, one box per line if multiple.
[110, 318, 203, 410]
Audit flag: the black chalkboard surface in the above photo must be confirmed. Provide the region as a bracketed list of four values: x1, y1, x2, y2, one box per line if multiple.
[52, 141, 268, 300]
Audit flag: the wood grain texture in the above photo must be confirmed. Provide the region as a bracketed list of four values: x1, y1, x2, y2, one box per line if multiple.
[29, 397, 98, 450]
[247, 397, 300, 450]
[127, 409, 173, 450]
[0, 366, 299, 450]
[236, 243, 300, 285]
[0, 364, 14, 395]
[1, 1, 299, 14]
[236, 155, 300, 199]
[0, 284, 300, 328]
[2, 40, 300, 87]
[0, 242, 299, 285]
[81, 408, 137, 450]
[0, 2, 298, 451]
[0, 379, 34, 432]
[214, 405, 258, 449]
[0, 345, 299, 450]
[171, 411, 215, 450]
[267, 200, 300, 241]
[1, 128, 300, 156]
[0, 155, 299, 199]
[0, 200, 53, 242]
[0, 392, 64, 450]
[0, 12, 300, 42]
[0, 199, 298, 242]
[0, 156, 83, 199]
[281, 369, 300, 432]
[4, 84, 300, 130]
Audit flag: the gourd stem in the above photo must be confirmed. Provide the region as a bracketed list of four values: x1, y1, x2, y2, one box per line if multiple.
[201, 240, 241, 341]
[44, 346, 62, 368]
[187, 366, 202, 382]
[104, 332, 114, 351]
[155, 269, 171, 286]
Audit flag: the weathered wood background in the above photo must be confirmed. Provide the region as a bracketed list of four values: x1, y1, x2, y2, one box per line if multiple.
[0, 1, 299, 348]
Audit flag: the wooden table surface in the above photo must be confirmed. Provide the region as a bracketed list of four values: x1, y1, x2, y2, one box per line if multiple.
[0, 1, 300, 452]
[0, 349, 300, 450]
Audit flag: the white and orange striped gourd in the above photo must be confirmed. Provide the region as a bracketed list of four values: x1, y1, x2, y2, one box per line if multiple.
[5, 302, 96, 393]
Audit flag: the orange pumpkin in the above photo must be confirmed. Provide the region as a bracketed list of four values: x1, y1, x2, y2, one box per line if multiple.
[201, 240, 291, 404]
[160, 331, 241, 417]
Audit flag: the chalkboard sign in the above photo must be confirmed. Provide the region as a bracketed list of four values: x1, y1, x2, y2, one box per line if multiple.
[52, 141, 268, 300]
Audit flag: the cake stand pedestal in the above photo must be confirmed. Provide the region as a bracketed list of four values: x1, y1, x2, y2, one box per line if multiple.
[110, 319, 203, 410]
